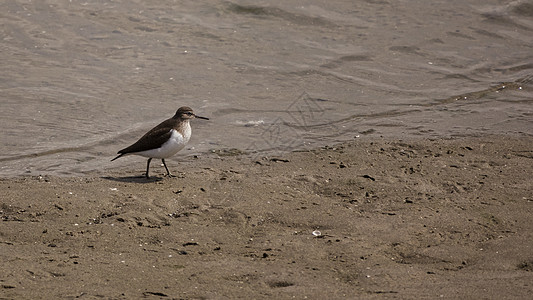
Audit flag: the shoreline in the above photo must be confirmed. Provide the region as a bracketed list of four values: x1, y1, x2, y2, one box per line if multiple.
[2, 135, 532, 298]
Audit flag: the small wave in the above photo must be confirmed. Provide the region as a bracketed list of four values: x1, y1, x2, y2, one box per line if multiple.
[224, 3, 339, 28]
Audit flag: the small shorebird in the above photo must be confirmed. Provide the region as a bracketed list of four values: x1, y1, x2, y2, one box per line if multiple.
[111, 106, 209, 178]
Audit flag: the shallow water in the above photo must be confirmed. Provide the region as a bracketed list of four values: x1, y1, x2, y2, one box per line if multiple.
[1, 0, 532, 176]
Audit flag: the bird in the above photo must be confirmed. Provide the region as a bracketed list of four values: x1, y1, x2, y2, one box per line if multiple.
[111, 106, 209, 178]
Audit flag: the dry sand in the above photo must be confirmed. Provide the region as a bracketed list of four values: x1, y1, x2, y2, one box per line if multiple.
[1, 136, 533, 299]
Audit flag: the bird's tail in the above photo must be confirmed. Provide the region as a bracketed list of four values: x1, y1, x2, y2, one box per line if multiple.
[111, 153, 124, 161]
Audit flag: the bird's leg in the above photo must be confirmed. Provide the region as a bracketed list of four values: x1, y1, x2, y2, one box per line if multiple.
[145, 158, 152, 178]
[162, 159, 175, 177]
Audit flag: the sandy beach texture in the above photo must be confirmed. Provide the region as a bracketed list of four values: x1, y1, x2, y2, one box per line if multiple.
[1, 136, 532, 299]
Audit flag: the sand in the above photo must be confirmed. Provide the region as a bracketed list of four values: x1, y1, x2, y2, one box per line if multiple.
[1, 136, 533, 299]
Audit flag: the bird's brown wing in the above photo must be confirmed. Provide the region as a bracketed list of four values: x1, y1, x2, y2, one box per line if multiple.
[117, 119, 176, 155]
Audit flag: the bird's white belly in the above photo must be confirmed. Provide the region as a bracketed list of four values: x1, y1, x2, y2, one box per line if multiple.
[137, 127, 190, 159]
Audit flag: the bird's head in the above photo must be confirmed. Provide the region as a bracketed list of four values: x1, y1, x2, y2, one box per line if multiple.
[175, 106, 209, 120]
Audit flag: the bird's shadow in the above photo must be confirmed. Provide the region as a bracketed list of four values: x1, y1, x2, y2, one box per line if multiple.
[102, 175, 164, 183]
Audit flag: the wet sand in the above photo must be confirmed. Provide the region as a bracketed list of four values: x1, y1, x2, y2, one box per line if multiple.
[2, 136, 532, 299]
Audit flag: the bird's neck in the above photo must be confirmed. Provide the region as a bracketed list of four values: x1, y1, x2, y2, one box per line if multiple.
[184, 121, 192, 141]
[176, 120, 191, 138]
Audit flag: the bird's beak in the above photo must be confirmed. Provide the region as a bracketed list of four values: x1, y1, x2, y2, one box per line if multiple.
[194, 114, 209, 120]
